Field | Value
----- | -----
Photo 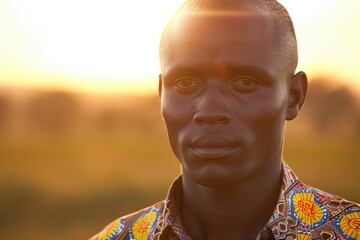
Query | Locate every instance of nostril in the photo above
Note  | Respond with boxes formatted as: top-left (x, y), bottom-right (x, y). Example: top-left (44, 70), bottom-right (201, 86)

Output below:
top-left (195, 118), bottom-right (206, 125)
top-left (194, 114), bottom-right (230, 125)
top-left (219, 117), bottom-right (229, 124)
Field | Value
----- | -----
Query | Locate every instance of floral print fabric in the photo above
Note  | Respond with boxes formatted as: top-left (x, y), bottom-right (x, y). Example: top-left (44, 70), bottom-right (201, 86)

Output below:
top-left (91, 162), bottom-right (360, 240)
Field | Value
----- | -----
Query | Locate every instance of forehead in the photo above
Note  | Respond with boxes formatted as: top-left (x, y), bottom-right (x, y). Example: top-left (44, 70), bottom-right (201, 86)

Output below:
top-left (162, 10), bottom-right (282, 76)
top-left (175, 10), bottom-right (274, 37)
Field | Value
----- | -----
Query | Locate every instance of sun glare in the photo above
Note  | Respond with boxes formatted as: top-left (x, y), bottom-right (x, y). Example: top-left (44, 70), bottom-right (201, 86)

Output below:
top-left (0, 0), bottom-right (359, 94)
top-left (0, 0), bottom-right (185, 94)
top-left (279, 0), bottom-right (360, 90)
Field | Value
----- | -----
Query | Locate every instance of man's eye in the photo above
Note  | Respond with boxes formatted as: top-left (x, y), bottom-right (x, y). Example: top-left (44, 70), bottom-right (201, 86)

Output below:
top-left (175, 77), bottom-right (200, 89)
top-left (230, 77), bottom-right (259, 90)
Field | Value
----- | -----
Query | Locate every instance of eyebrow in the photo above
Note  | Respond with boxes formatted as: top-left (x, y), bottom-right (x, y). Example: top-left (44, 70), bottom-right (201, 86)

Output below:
top-left (164, 63), bottom-right (274, 82)
top-left (220, 64), bottom-right (271, 75)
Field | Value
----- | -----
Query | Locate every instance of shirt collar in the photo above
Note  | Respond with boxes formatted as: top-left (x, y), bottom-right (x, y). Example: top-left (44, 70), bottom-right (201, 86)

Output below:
top-left (162, 175), bottom-right (183, 226)
top-left (257, 161), bottom-right (300, 239)
top-left (160, 161), bottom-right (300, 239)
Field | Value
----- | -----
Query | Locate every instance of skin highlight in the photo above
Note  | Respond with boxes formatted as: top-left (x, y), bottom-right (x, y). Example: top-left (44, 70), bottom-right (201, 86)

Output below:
top-left (160, 0), bottom-right (299, 76)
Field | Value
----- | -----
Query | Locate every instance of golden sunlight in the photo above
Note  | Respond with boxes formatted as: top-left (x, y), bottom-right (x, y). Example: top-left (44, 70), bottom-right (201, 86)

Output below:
top-left (279, 0), bottom-right (360, 90)
top-left (0, 0), bottom-right (359, 94)
top-left (0, 0), bottom-right (185, 94)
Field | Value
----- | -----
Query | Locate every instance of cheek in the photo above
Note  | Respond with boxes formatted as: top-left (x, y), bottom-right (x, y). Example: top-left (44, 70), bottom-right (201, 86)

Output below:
top-left (161, 92), bottom-right (193, 130)
top-left (260, 85), bottom-right (288, 117)
top-left (241, 89), bottom-right (288, 141)
top-left (161, 91), bottom-right (194, 157)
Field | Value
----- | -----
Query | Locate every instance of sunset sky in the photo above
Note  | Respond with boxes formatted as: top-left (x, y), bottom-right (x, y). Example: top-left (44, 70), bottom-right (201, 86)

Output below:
top-left (0, 0), bottom-right (359, 95)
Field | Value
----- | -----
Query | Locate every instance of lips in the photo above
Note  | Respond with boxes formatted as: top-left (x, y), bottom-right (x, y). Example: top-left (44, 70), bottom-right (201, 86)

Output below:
top-left (189, 135), bottom-right (239, 158)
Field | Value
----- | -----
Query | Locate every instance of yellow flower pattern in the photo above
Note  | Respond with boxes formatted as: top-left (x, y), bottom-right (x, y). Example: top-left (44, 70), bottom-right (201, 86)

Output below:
top-left (96, 218), bottom-right (123, 240)
top-left (338, 211), bottom-right (360, 239)
top-left (131, 211), bottom-right (158, 240)
top-left (292, 192), bottom-right (326, 227)
top-left (297, 233), bottom-right (312, 240)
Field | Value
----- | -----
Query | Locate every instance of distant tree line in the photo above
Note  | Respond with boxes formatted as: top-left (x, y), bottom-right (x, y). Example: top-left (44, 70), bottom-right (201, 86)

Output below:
top-left (0, 79), bottom-right (359, 139)
top-left (0, 90), bottom-right (162, 138)
top-left (304, 79), bottom-right (360, 139)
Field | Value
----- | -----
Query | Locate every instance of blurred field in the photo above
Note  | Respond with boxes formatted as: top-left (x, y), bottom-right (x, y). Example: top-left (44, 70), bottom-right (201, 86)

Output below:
top-left (0, 78), bottom-right (359, 240)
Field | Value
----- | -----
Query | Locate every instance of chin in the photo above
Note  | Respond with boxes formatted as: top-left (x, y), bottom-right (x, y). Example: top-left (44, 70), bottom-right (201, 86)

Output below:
top-left (187, 168), bottom-right (248, 189)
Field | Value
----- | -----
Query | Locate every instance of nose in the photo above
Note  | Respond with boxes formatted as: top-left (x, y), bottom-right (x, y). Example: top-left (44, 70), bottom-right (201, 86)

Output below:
top-left (193, 85), bottom-right (231, 125)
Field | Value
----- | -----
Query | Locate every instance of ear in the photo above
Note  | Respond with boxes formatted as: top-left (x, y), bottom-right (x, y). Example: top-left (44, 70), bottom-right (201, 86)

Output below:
top-left (158, 74), bottom-right (164, 117)
top-left (286, 71), bottom-right (308, 120)
top-left (158, 74), bottom-right (163, 98)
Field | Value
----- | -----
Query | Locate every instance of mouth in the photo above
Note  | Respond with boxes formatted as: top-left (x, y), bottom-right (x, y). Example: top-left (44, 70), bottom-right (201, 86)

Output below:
top-left (189, 135), bottom-right (238, 159)
top-left (190, 146), bottom-right (239, 158)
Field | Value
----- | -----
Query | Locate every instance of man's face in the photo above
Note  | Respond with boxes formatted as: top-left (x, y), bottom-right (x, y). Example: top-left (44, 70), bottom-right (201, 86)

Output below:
top-left (160, 11), bottom-right (292, 187)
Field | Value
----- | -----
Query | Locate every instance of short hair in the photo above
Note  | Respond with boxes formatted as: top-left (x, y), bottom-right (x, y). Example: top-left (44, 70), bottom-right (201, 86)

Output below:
top-left (160, 0), bottom-right (298, 74)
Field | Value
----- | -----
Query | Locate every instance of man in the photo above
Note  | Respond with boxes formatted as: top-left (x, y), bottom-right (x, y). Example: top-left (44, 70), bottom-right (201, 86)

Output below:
top-left (91, 0), bottom-right (360, 239)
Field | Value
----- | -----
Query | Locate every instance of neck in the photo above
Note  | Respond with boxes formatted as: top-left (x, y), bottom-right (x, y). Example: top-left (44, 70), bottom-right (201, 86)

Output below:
top-left (180, 160), bottom-right (282, 240)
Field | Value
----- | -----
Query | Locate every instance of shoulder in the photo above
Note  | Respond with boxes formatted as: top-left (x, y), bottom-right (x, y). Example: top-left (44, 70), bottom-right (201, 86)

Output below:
top-left (286, 181), bottom-right (360, 239)
top-left (89, 200), bottom-right (166, 240)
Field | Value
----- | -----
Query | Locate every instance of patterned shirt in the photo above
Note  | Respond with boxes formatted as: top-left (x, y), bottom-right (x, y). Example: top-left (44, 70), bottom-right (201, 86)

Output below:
top-left (90, 162), bottom-right (360, 240)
